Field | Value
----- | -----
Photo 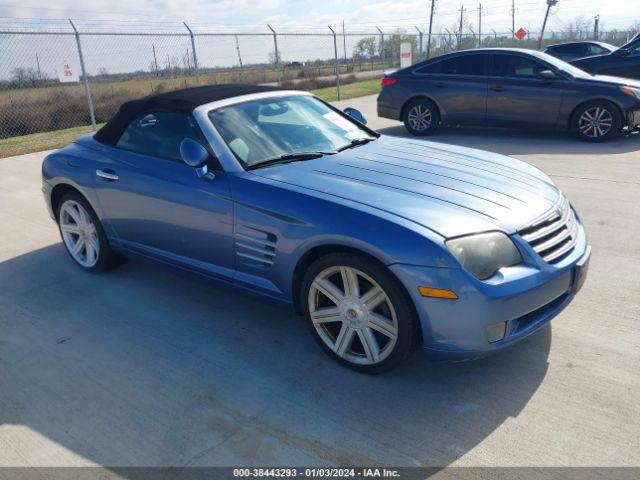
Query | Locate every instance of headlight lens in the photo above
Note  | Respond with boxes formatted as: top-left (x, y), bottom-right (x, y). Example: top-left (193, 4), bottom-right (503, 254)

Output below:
top-left (446, 232), bottom-right (522, 280)
top-left (620, 86), bottom-right (640, 99)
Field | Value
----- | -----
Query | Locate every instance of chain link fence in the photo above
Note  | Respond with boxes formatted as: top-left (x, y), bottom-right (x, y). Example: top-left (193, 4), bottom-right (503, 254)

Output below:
top-left (0, 23), bottom-right (637, 147)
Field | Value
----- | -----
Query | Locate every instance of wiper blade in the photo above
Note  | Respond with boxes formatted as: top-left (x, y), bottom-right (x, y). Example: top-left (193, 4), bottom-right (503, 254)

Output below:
top-left (337, 137), bottom-right (376, 152)
top-left (246, 151), bottom-right (335, 170)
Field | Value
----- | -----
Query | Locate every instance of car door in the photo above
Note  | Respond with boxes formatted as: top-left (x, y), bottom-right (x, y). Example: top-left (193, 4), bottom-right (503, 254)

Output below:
top-left (413, 53), bottom-right (488, 124)
top-left (600, 43), bottom-right (640, 79)
top-left (485, 53), bottom-right (566, 128)
top-left (93, 111), bottom-right (236, 279)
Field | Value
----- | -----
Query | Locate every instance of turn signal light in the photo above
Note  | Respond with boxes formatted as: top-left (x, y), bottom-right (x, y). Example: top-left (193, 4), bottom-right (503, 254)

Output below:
top-left (381, 77), bottom-right (397, 87)
top-left (418, 286), bottom-right (459, 300)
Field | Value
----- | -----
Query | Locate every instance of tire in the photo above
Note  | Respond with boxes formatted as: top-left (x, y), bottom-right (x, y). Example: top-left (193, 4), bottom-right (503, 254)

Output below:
top-left (56, 191), bottom-right (121, 273)
top-left (571, 100), bottom-right (622, 142)
top-left (301, 252), bottom-right (418, 373)
top-left (403, 98), bottom-right (440, 136)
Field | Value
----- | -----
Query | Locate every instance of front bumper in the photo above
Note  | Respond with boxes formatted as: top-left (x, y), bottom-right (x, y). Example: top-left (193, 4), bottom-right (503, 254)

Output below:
top-left (627, 108), bottom-right (640, 131)
top-left (390, 224), bottom-right (589, 360)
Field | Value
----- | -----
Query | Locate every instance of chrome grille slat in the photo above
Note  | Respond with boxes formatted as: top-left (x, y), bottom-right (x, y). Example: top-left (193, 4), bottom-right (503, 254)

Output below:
top-left (237, 251), bottom-right (275, 266)
top-left (532, 213), bottom-right (575, 253)
top-left (518, 195), bottom-right (578, 264)
top-left (521, 201), bottom-right (570, 243)
top-left (234, 226), bottom-right (277, 268)
top-left (236, 242), bottom-right (276, 257)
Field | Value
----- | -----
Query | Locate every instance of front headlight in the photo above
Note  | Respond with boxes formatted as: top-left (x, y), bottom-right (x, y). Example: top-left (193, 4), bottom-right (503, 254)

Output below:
top-left (446, 232), bottom-right (522, 280)
top-left (620, 86), bottom-right (640, 100)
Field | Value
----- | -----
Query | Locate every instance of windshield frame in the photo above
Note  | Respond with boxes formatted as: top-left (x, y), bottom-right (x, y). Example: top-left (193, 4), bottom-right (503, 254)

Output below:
top-left (196, 91), bottom-right (379, 171)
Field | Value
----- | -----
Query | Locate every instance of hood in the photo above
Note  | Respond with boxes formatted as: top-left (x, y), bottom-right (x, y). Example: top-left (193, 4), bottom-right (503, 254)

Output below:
top-left (250, 136), bottom-right (560, 238)
top-left (588, 75), bottom-right (640, 88)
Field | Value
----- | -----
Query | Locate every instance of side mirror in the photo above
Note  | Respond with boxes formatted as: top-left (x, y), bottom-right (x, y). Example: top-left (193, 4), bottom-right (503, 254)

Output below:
top-left (613, 48), bottom-right (629, 57)
top-left (538, 70), bottom-right (559, 81)
top-left (180, 138), bottom-right (214, 180)
top-left (343, 107), bottom-right (367, 125)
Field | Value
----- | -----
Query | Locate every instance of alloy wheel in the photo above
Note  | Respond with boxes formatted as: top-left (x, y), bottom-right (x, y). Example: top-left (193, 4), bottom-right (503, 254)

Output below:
top-left (59, 200), bottom-right (100, 268)
top-left (308, 266), bottom-right (399, 365)
top-left (407, 104), bottom-right (433, 131)
top-left (578, 106), bottom-right (613, 139)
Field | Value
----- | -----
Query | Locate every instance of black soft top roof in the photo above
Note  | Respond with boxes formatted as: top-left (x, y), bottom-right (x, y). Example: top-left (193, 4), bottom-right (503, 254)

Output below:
top-left (94, 84), bottom-right (282, 146)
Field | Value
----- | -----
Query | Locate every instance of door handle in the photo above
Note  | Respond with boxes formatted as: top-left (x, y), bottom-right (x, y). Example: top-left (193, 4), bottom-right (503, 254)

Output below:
top-left (435, 81), bottom-right (446, 87)
top-left (96, 169), bottom-right (119, 181)
top-left (491, 85), bottom-right (505, 92)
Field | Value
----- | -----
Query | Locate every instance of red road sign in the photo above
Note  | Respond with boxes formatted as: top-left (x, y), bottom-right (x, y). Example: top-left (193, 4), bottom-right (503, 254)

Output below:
top-left (515, 27), bottom-right (527, 40)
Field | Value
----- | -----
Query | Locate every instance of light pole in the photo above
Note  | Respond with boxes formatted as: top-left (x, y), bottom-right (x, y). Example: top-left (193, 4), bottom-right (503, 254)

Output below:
top-left (538, 0), bottom-right (558, 50)
top-left (426, 0), bottom-right (436, 59)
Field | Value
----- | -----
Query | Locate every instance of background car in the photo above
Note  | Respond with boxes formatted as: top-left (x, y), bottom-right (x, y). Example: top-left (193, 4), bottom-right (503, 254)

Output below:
top-left (545, 41), bottom-right (616, 61)
top-left (570, 35), bottom-right (640, 79)
top-left (43, 85), bottom-right (591, 373)
top-left (377, 48), bottom-right (640, 141)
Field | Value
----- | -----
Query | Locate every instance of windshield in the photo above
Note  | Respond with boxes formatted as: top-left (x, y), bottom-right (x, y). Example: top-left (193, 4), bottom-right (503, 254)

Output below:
top-left (531, 50), bottom-right (593, 78)
top-left (208, 95), bottom-right (375, 168)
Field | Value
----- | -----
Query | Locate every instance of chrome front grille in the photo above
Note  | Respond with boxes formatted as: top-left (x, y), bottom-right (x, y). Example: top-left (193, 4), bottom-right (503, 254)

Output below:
top-left (518, 196), bottom-right (578, 263)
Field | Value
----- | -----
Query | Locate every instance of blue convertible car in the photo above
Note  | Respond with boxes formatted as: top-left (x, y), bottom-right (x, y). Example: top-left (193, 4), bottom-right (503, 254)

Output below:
top-left (42, 85), bottom-right (590, 372)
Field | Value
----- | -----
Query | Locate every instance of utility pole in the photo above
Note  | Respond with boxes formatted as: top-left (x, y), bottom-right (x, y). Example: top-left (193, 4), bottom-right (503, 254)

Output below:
top-left (593, 14), bottom-right (600, 40)
top-left (342, 20), bottom-right (347, 65)
top-left (328, 26), bottom-right (341, 100)
top-left (538, 0), bottom-right (558, 50)
top-left (152, 44), bottom-right (159, 77)
top-left (235, 35), bottom-right (243, 70)
top-left (458, 5), bottom-right (465, 48)
top-left (427, 0), bottom-right (436, 59)
top-left (478, 3), bottom-right (482, 48)
top-left (376, 26), bottom-right (385, 66)
top-left (511, 0), bottom-right (515, 37)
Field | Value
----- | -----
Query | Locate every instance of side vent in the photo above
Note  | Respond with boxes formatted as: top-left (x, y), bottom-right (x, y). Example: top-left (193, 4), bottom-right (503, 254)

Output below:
top-left (235, 226), bottom-right (277, 269)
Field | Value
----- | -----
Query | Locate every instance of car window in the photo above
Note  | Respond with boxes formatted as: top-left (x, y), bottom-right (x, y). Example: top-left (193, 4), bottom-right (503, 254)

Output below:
top-left (552, 44), bottom-right (580, 54)
top-left (415, 55), bottom-right (485, 76)
top-left (586, 44), bottom-right (606, 55)
top-left (208, 95), bottom-right (374, 168)
top-left (628, 42), bottom-right (640, 56)
top-left (491, 55), bottom-right (547, 78)
top-left (116, 112), bottom-right (205, 161)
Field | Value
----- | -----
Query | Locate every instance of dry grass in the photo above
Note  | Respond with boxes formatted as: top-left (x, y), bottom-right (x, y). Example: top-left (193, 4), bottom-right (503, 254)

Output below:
top-left (0, 78), bottom-right (381, 158)
top-left (0, 62), bottom-right (385, 139)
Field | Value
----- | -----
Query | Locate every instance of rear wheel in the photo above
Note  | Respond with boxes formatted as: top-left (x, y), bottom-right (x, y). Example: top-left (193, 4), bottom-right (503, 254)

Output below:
top-left (302, 253), bottom-right (418, 373)
top-left (57, 192), bottom-right (121, 273)
top-left (571, 101), bottom-right (622, 142)
top-left (403, 98), bottom-right (440, 136)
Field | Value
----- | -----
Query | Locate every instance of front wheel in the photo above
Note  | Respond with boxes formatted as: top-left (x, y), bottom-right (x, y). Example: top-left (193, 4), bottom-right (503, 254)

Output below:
top-left (302, 253), bottom-right (418, 373)
top-left (571, 101), bottom-right (622, 142)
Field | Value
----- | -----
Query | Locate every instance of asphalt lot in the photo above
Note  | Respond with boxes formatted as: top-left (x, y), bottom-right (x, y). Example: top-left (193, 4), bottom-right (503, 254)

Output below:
top-left (0, 94), bottom-right (639, 468)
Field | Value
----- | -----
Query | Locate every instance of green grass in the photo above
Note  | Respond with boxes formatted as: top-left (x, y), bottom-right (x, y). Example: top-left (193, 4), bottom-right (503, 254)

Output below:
top-left (312, 78), bottom-right (380, 103)
top-left (0, 78), bottom-right (381, 158)
top-left (0, 124), bottom-right (106, 158)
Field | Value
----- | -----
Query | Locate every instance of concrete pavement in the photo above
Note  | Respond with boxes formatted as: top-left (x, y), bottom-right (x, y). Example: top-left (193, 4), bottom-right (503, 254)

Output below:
top-left (0, 95), bottom-right (638, 468)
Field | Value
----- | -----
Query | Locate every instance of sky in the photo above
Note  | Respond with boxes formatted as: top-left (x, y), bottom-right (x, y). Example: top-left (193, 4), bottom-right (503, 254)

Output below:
top-left (0, 0), bottom-right (638, 81)
top-left (0, 0), bottom-right (638, 34)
